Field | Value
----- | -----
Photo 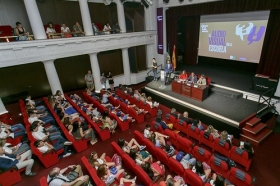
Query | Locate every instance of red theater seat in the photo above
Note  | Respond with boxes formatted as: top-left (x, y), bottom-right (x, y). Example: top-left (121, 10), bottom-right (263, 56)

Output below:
top-left (230, 146), bottom-right (252, 171)
top-left (199, 130), bottom-right (215, 151)
top-left (214, 138), bottom-right (231, 158)
top-left (184, 169), bottom-right (204, 186)
top-left (229, 167), bottom-right (253, 186)
top-left (134, 130), bottom-right (144, 145)
top-left (155, 147), bottom-right (169, 167)
top-left (209, 155), bottom-right (229, 179)
top-left (151, 121), bottom-right (165, 134)
top-left (0, 25), bottom-right (14, 42)
top-left (0, 168), bottom-right (21, 186)
top-left (128, 107), bottom-right (145, 123)
top-left (164, 129), bottom-right (179, 148)
top-left (187, 124), bottom-right (200, 141)
top-left (176, 119), bottom-right (188, 135)
top-left (192, 146), bottom-right (211, 164)
top-left (168, 157), bottom-right (185, 177)
top-left (177, 136), bottom-right (193, 154)
top-left (111, 141), bottom-right (126, 158)
top-left (39, 176), bottom-right (48, 186)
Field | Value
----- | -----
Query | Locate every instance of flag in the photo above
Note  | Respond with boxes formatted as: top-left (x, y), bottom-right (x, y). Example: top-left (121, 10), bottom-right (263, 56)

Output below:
top-left (172, 45), bottom-right (176, 70)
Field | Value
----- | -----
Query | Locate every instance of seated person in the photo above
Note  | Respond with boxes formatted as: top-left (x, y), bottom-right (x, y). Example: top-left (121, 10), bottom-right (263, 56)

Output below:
top-left (88, 151), bottom-right (115, 169)
top-left (31, 120), bottom-right (59, 135)
top-left (192, 161), bottom-right (211, 183)
top-left (149, 132), bottom-right (169, 147)
top-left (187, 72), bottom-right (198, 84)
top-left (14, 22), bottom-right (30, 41)
top-left (155, 116), bottom-right (173, 130)
top-left (28, 112), bottom-right (56, 126)
top-left (119, 177), bottom-right (137, 186)
top-left (177, 153), bottom-right (196, 169)
top-left (103, 22), bottom-right (112, 34)
top-left (197, 74), bottom-right (207, 86)
top-left (220, 131), bottom-right (233, 148)
top-left (46, 22), bottom-right (60, 39)
top-left (206, 125), bottom-right (220, 139)
top-left (134, 90), bottom-right (141, 100)
top-left (140, 93), bottom-right (147, 102)
top-left (25, 95), bottom-right (45, 110)
top-left (141, 161), bottom-right (164, 180)
top-left (102, 91), bottom-right (111, 104)
top-left (0, 121), bottom-right (26, 139)
top-left (92, 22), bottom-right (100, 35)
top-left (144, 124), bottom-right (153, 138)
top-left (112, 22), bottom-right (121, 33)
top-left (0, 138), bottom-right (30, 156)
top-left (34, 140), bottom-right (71, 158)
top-left (61, 23), bottom-right (72, 38)
top-left (179, 111), bottom-right (192, 124)
top-left (129, 148), bottom-right (153, 166)
top-left (146, 96), bottom-right (159, 108)
top-left (192, 119), bottom-right (205, 131)
top-left (179, 70), bottom-right (188, 81)
top-left (72, 22), bottom-right (84, 37)
top-left (118, 138), bottom-right (145, 154)
top-left (97, 164), bottom-right (126, 185)
top-left (209, 173), bottom-right (234, 186)
top-left (159, 174), bottom-right (185, 186)
top-left (164, 144), bottom-right (175, 157)
top-left (240, 141), bottom-right (254, 159)
top-left (170, 108), bottom-right (179, 119)
top-left (47, 164), bottom-right (89, 186)
top-left (68, 121), bottom-right (97, 145)
top-left (0, 146), bottom-right (36, 176)
top-left (126, 87), bottom-right (134, 96)
top-left (101, 110), bottom-right (117, 133)
top-left (125, 99), bottom-right (148, 114)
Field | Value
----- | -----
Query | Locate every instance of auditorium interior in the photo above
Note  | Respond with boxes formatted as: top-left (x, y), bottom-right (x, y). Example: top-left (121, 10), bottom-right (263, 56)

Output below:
top-left (0, 0), bottom-right (280, 186)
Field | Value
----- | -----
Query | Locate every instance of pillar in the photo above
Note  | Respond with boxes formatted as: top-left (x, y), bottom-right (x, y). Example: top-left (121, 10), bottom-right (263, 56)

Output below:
top-left (89, 53), bottom-right (102, 92)
top-left (116, 0), bottom-right (127, 32)
top-left (78, 0), bottom-right (94, 36)
top-left (144, 5), bottom-right (152, 31)
top-left (0, 98), bottom-right (8, 115)
top-left (122, 48), bottom-right (131, 85)
top-left (43, 60), bottom-right (63, 95)
top-left (23, 0), bottom-right (47, 40)
top-left (163, 7), bottom-right (168, 54)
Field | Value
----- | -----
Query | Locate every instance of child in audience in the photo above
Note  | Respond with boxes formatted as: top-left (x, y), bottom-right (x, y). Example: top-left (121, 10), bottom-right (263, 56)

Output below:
top-left (146, 96), bottom-right (159, 108)
top-left (97, 164), bottom-right (125, 185)
top-left (117, 138), bottom-right (145, 154)
top-left (164, 144), bottom-right (175, 157)
top-left (141, 161), bottom-right (165, 180)
top-left (220, 131), bottom-right (233, 148)
top-left (149, 132), bottom-right (169, 147)
top-left (34, 140), bottom-right (71, 158)
top-left (155, 116), bottom-right (173, 130)
top-left (68, 121), bottom-right (97, 145)
top-left (101, 110), bottom-right (117, 133)
top-left (192, 119), bottom-right (205, 131)
top-left (192, 161), bottom-right (211, 183)
top-left (88, 151), bottom-right (115, 169)
top-left (144, 124), bottom-right (153, 138)
top-left (129, 148), bottom-right (153, 166)
top-left (206, 125), bottom-right (220, 139)
top-left (159, 175), bottom-right (185, 186)
top-left (240, 141), bottom-right (254, 158)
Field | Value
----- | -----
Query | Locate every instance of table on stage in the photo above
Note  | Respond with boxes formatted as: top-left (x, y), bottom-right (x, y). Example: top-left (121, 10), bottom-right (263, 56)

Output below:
top-left (171, 80), bottom-right (209, 101)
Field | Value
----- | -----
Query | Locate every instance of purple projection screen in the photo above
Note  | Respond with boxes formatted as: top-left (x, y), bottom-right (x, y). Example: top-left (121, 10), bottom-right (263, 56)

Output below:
top-left (157, 8), bottom-right (163, 54)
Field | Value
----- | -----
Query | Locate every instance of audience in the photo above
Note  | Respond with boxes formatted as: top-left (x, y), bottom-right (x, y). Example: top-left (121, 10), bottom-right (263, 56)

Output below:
top-left (240, 141), bottom-right (254, 158)
top-left (179, 111), bottom-right (192, 124)
top-left (164, 144), bottom-right (175, 157)
top-left (46, 22), bottom-right (60, 39)
top-left (220, 131), bottom-right (233, 148)
top-left (206, 125), bottom-right (220, 139)
top-left (129, 148), bottom-right (153, 166)
top-left (192, 161), bottom-right (211, 183)
top-left (159, 174), bottom-right (185, 186)
top-left (72, 22), bottom-right (84, 36)
top-left (192, 118), bottom-right (205, 131)
top-left (97, 163), bottom-right (125, 185)
top-left (34, 140), bottom-right (71, 158)
top-left (155, 116), bottom-right (173, 130)
top-left (0, 121), bottom-right (26, 139)
top-left (149, 132), bottom-right (169, 147)
top-left (101, 110), bottom-right (117, 133)
top-left (68, 121), bottom-right (97, 145)
top-left (60, 23), bottom-right (72, 38)
top-left (103, 22), bottom-right (111, 34)
top-left (170, 108), bottom-right (179, 119)
top-left (107, 71), bottom-right (114, 91)
top-left (14, 22), bottom-right (30, 41)
top-left (100, 72), bottom-right (107, 89)
top-left (144, 124), bottom-right (153, 138)
top-left (112, 22), bottom-right (121, 33)
top-left (88, 151), bottom-right (115, 169)
top-left (141, 161), bottom-right (164, 180)
top-left (92, 22), bottom-right (100, 35)
top-left (47, 165), bottom-right (89, 186)
top-left (146, 96), bottom-right (159, 108)
top-left (117, 138), bottom-right (145, 154)
top-left (0, 138), bottom-right (30, 156)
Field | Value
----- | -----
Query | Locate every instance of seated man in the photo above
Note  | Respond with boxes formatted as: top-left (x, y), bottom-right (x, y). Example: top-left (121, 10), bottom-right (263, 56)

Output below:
top-left (197, 74), bottom-right (207, 86)
top-left (179, 70), bottom-right (188, 81)
top-left (47, 165), bottom-right (89, 186)
top-left (179, 111), bottom-right (192, 124)
top-left (170, 108), bottom-right (179, 119)
top-left (0, 146), bottom-right (36, 176)
top-left (112, 22), bottom-right (121, 33)
top-left (155, 116), bottom-right (173, 130)
top-left (0, 138), bottom-right (30, 156)
top-left (187, 72), bottom-right (197, 84)
top-left (0, 121), bottom-right (26, 139)
top-left (72, 22), bottom-right (84, 37)
top-left (34, 140), bottom-right (71, 158)
top-left (28, 112), bottom-right (56, 126)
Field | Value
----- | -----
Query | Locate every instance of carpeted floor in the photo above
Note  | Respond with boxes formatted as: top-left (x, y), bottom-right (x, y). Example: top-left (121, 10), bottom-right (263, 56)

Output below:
top-left (4, 87), bottom-right (280, 186)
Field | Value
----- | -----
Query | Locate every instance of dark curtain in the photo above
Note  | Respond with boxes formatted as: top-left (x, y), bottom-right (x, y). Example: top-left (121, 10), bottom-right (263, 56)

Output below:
top-left (166, 9), bottom-right (177, 56)
top-left (184, 16), bottom-right (200, 65)
top-left (257, 9), bottom-right (280, 79)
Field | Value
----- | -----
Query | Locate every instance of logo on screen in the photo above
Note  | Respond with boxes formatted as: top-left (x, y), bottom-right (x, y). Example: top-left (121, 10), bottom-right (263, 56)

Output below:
top-left (158, 45), bottom-right (163, 49)
top-left (201, 24), bottom-right (208, 33)
top-left (235, 23), bottom-right (266, 45)
top-left (157, 16), bottom-right (163, 21)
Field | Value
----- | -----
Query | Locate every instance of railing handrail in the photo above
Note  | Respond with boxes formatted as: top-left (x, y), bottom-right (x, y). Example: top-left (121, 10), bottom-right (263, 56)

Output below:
top-left (146, 64), bottom-right (163, 77)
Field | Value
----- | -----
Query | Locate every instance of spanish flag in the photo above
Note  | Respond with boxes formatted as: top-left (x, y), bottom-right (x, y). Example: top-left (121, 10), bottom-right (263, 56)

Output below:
top-left (172, 45), bottom-right (176, 70)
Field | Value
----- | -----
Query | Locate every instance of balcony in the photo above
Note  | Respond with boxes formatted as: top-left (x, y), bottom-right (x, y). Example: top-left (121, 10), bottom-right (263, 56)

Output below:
top-left (0, 31), bottom-right (156, 68)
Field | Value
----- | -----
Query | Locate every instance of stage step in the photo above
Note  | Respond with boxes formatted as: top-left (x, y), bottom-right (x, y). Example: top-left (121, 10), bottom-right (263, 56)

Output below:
top-left (256, 106), bottom-right (273, 118)
top-left (240, 128), bottom-right (273, 146)
top-left (246, 117), bottom-right (261, 127)
top-left (242, 123), bottom-right (267, 135)
top-left (211, 87), bottom-right (243, 99)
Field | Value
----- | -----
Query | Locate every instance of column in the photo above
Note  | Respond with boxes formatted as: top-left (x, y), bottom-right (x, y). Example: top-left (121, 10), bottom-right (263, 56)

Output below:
top-left (116, 0), bottom-right (127, 32)
top-left (146, 44), bottom-right (153, 68)
top-left (23, 0), bottom-right (47, 40)
top-left (163, 7), bottom-right (168, 54)
top-left (122, 48), bottom-right (131, 85)
top-left (43, 60), bottom-right (63, 95)
top-left (144, 5), bottom-right (152, 31)
top-left (0, 98), bottom-right (8, 115)
top-left (78, 0), bottom-right (94, 36)
top-left (89, 53), bottom-right (102, 92)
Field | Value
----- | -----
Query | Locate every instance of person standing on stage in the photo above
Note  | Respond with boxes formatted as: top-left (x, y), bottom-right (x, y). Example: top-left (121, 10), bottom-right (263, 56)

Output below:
top-left (85, 70), bottom-right (94, 91)
top-left (100, 72), bottom-right (107, 90)
top-left (151, 58), bottom-right (158, 81)
top-left (197, 74), bottom-right (207, 86)
top-left (187, 72), bottom-right (197, 84)
top-left (164, 59), bottom-right (173, 85)
top-left (107, 72), bottom-right (114, 91)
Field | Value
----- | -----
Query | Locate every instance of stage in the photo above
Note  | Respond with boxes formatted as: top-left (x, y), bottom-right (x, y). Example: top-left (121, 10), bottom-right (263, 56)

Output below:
top-left (143, 80), bottom-right (267, 136)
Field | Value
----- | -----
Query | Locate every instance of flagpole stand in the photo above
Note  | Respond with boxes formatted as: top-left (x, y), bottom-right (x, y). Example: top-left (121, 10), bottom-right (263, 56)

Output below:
top-left (159, 69), bottom-right (166, 89)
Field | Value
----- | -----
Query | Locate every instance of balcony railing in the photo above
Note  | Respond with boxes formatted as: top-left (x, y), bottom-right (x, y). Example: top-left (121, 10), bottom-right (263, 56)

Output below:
top-left (0, 31), bottom-right (156, 68)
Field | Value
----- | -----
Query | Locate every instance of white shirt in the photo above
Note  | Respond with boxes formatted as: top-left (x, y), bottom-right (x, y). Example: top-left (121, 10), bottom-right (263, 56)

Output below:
top-left (0, 128), bottom-right (14, 138)
top-left (95, 158), bottom-right (104, 169)
top-left (28, 116), bottom-right (40, 124)
top-left (47, 174), bottom-right (70, 186)
top-left (0, 154), bottom-right (15, 161)
top-left (3, 143), bottom-right (13, 154)
top-left (46, 27), bottom-right (56, 34)
top-left (144, 129), bottom-right (150, 138)
top-left (38, 145), bottom-right (49, 153)
top-left (61, 27), bottom-right (70, 33)
top-left (32, 131), bottom-right (46, 140)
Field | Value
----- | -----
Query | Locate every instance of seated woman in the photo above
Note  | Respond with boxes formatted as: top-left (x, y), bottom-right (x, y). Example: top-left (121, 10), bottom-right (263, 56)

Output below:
top-left (117, 138), bottom-right (145, 154)
top-left (159, 175), bottom-right (185, 186)
top-left (155, 116), bottom-right (173, 130)
top-left (141, 161), bottom-right (164, 180)
top-left (197, 74), bottom-right (207, 86)
top-left (146, 96), bottom-right (159, 108)
top-left (68, 121), bottom-right (98, 145)
top-left (46, 22), bottom-right (60, 39)
top-left (192, 119), bottom-right (205, 131)
top-left (149, 132), bottom-right (169, 147)
top-left (192, 161), bottom-right (211, 183)
top-left (61, 23), bottom-right (72, 38)
top-left (179, 153), bottom-right (196, 169)
top-left (97, 164), bottom-right (125, 185)
top-left (129, 148), bottom-right (153, 166)
top-left (220, 131), bottom-right (233, 148)
top-left (88, 151), bottom-right (115, 169)
top-left (240, 141), bottom-right (254, 158)
top-left (14, 22), bottom-right (31, 41)
top-left (103, 22), bottom-right (112, 34)
top-left (206, 125), bottom-right (220, 139)
top-left (134, 90), bottom-right (141, 100)
top-left (179, 70), bottom-right (188, 81)
top-left (101, 110), bottom-right (117, 133)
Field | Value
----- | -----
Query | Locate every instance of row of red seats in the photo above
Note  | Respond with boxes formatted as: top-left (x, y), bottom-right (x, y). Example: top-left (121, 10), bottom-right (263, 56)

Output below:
top-left (134, 130), bottom-right (253, 186)
top-left (164, 114), bottom-right (252, 171)
top-left (81, 92), bottom-right (131, 131)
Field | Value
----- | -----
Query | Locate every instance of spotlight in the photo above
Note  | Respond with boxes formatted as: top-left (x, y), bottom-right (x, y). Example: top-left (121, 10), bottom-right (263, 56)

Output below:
top-left (163, 0), bottom-right (170, 4)
top-left (19, 113), bottom-right (22, 116)
top-left (179, 0), bottom-right (184, 3)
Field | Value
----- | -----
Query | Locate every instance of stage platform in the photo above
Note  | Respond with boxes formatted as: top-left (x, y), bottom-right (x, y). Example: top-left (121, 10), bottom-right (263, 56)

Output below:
top-left (144, 81), bottom-right (267, 136)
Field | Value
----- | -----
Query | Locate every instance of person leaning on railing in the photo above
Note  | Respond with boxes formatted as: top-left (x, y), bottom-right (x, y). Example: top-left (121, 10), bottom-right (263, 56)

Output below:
top-left (46, 22), bottom-right (61, 39)
top-left (14, 22), bottom-right (33, 41)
